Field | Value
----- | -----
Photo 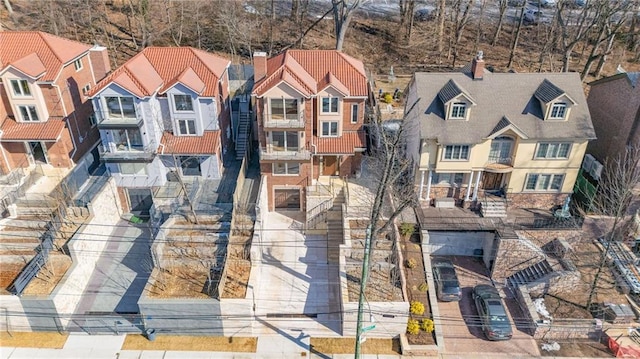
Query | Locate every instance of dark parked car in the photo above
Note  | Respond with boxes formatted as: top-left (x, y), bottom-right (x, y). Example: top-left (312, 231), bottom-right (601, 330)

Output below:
top-left (472, 285), bottom-right (513, 341)
top-left (432, 259), bottom-right (462, 301)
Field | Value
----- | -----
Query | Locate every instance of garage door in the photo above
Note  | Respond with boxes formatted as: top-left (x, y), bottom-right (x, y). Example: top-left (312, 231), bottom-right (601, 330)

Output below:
top-left (274, 189), bottom-right (300, 210)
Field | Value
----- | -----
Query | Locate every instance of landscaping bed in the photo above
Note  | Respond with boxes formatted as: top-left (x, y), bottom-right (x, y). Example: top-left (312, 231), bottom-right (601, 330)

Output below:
top-left (400, 225), bottom-right (436, 345)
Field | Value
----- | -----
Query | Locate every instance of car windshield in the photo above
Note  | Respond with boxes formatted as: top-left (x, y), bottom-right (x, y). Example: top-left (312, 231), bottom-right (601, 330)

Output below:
top-left (442, 281), bottom-right (460, 294)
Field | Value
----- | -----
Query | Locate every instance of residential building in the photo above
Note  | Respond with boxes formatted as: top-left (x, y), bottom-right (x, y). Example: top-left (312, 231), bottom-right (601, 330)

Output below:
top-left (251, 50), bottom-right (368, 211)
top-left (88, 47), bottom-right (231, 216)
top-left (0, 31), bottom-right (109, 175)
top-left (405, 52), bottom-right (596, 213)
top-left (586, 71), bottom-right (640, 164)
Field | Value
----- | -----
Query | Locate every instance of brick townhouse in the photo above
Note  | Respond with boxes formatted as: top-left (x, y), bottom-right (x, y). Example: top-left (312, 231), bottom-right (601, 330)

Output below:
top-left (0, 31), bottom-right (109, 174)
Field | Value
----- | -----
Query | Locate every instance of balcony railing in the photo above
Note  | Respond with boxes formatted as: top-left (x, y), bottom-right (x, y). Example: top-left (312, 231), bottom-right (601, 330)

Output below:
top-left (99, 143), bottom-right (156, 161)
top-left (259, 147), bottom-right (311, 160)
top-left (96, 110), bottom-right (143, 128)
top-left (263, 110), bottom-right (305, 128)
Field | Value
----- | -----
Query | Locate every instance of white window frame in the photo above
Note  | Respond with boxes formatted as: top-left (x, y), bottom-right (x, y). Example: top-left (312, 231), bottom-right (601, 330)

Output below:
top-left (270, 131), bottom-right (300, 151)
top-left (432, 173), bottom-right (465, 187)
top-left (89, 113), bottom-right (97, 127)
top-left (351, 104), bottom-right (359, 124)
top-left (177, 119), bottom-right (197, 135)
top-left (18, 105), bottom-right (39, 122)
top-left (450, 102), bottom-right (467, 120)
top-left (105, 96), bottom-right (136, 119)
top-left (82, 84), bottom-right (91, 96)
top-left (549, 102), bottom-right (567, 120)
top-left (321, 121), bottom-right (339, 137)
top-left (74, 58), bottom-right (83, 71)
top-left (442, 145), bottom-right (470, 161)
top-left (272, 162), bottom-right (300, 176)
top-left (535, 142), bottom-right (572, 159)
top-left (10, 79), bottom-right (31, 97)
top-left (524, 173), bottom-right (565, 191)
top-left (173, 94), bottom-right (194, 112)
top-left (321, 97), bottom-right (339, 114)
top-left (119, 163), bottom-right (147, 176)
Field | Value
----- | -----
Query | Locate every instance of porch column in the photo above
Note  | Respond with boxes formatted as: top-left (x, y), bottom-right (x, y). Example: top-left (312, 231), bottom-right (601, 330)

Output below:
top-left (472, 170), bottom-right (482, 200)
top-left (465, 171), bottom-right (473, 201)
top-left (425, 170), bottom-right (432, 202)
top-left (419, 170), bottom-right (425, 200)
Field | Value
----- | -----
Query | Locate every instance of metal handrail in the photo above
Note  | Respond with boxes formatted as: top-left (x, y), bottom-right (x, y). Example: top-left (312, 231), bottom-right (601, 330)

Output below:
top-left (486, 156), bottom-right (513, 166)
top-left (263, 109), bottom-right (305, 128)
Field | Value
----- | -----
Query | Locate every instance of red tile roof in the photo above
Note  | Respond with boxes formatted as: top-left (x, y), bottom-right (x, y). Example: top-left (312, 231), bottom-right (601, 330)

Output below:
top-left (0, 118), bottom-right (66, 141)
top-left (89, 47), bottom-right (230, 98)
top-left (0, 31), bottom-right (92, 81)
top-left (315, 131), bottom-right (366, 154)
top-left (253, 50), bottom-right (368, 97)
top-left (160, 130), bottom-right (220, 155)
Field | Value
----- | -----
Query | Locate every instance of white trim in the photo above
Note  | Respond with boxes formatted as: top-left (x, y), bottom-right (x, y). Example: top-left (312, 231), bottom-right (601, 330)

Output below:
top-left (419, 170), bottom-right (425, 200)
top-left (426, 170), bottom-right (432, 201)
top-left (472, 171), bottom-right (481, 200)
top-left (465, 170), bottom-right (473, 201)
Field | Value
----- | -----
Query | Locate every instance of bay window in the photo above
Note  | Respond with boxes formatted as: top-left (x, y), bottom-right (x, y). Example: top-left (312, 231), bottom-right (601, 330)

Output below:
top-left (105, 97), bottom-right (136, 119)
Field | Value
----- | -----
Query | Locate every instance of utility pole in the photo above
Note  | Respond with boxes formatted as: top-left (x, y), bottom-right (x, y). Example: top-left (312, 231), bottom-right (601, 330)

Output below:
top-left (354, 224), bottom-right (372, 357)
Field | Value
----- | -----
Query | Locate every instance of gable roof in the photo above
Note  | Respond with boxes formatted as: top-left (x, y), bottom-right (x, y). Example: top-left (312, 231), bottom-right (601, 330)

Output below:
top-left (253, 50), bottom-right (367, 97)
top-left (88, 47), bottom-right (230, 98)
top-left (0, 31), bottom-right (92, 82)
top-left (487, 116), bottom-right (529, 139)
top-left (409, 70), bottom-right (595, 144)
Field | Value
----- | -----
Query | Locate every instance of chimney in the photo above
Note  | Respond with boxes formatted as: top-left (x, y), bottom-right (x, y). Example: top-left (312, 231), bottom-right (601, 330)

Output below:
top-left (253, 52), bottom-right (268, 82)
top-left (89, 45), bottom-right (111, 82)
top-left (471, 51), bottom-right (485, 80)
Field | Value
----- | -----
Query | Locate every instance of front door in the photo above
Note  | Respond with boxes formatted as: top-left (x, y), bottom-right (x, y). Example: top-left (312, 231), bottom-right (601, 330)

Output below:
top-left (26, 141), bottom-right (48, 164)
top-left (323, 156), bottom-right (338, 176)
top-left (127, 188), bottom-right (153, 218)
top-left (483, 172), bottom-right (503, 191)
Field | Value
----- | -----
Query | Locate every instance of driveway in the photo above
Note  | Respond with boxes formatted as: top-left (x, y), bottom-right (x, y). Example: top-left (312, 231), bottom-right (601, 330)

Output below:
top-left (253, 212), bottom-right (341, 337)
top-left (435, 256), bottom-right (540, 356)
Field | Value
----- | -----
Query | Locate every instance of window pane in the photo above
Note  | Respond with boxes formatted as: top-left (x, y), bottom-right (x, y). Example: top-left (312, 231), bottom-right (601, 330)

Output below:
top-left (272, 132), bottom-right (285, 150)
top-left (179, 120), bottom-right (187, 135)
top-left (28, 106), bottom-right (38, 121)
top-left (548, 143), bottom-right (559, 157)
top-left (187, 120), bottom-right (196, 134)
top-left (286, 132), bottom-right (298, 151)
top-left (19, 106), bottom-right (29, 121)
top-left (526, 174), bottom-right (537, 190)
top-left (536, 143), bottom-right (548, 158)
top-left (330, 122), bottom-right (338, 135)
top-left (174, 95), bottom-right (193, 111)
top-left (11, 80), bottom-right (21, 95)
top-left (322, 98), bottom-right (330, 112)
top-left (454, 173), bottom-right (464, 184)
top-left (351, 104), bottom-right (358, 123)
top-left (21, 80), bottom-right (31, 96)
top-left (452, 146), bottom-right (461, 159)
top-left (537, 174), bottom-right (551, 190)
top-left (285, 99), bottom-right (298, 118)
top-left (330, 98), bottom-right (338, 112)
top-left (128, 129), bottom-right (143, 148)
top-left (558, 143), bottom-right (570, 158)
top-left (121, 97), bottom-right (136, 117)
top-left (274, 162), bottom-right (286, 174)
top-left (106, 97), bottom-right (122, 117)
top-left (271, 99), bottom-right (284, 119)
top-left (550, 175), bottom-right (563, 190)
top-left (445, 146), bottom-right (453, 159)
top-left (288, 163), bottom-right (300, 174)
top-left (460, 146), bottom-right (469, 159)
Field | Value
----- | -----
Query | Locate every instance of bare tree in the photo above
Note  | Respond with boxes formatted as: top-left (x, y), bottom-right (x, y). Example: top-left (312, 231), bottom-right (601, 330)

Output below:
top-left (331, 0), bottom-right (368, 51)
top-left (436, 0), bottom-right (446, 60)
top-left (492, 0), bottom-right (508, 46)
top-left (397, 0), bottom-right (416, 44)
top-left (556, 1), bottom-right (608, 72)
top-left (449, 0), bottom-right (474, 68)
top-left (585, 145), bottom-right (640, 310)
top-left (474, 0), bottom-right (488, 52)
top-left (508, 3), bottom-right (526, 69)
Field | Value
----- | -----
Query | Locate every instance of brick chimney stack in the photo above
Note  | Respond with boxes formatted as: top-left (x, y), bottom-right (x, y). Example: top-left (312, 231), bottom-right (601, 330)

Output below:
top-left (471, 51), bottom-right (485, 80)
top-left (253, 52), bottom-right (268, 82)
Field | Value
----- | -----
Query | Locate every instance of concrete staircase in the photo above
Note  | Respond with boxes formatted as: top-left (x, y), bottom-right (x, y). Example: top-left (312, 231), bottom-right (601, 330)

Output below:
top-left (326, 189), bottom-right (345, 264)
top-left (507, 260), bottom-right (554, 288)
top-left (235, 111), bottom-right (251, 160)
top-left (481, 197), bottom-right (507, 218)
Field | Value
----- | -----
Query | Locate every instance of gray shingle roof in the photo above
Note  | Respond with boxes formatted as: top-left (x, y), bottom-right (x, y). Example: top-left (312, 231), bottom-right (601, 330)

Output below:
top-left (438, 79), bottom-right (463, 103)
top-left (534, 79), bottom-right (566, 103)
top-left (408, 71), bottom-right (595, 144)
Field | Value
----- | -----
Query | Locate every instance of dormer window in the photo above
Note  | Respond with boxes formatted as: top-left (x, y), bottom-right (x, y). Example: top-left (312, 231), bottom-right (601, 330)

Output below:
top-left (18, 105), bottom-right (39, 122)
top-left (550, 103), bottom-right (567, 120)
top-left (321, 97), bottom-right (339, 113)
top-left (174, 95), bottom-right (194, 112)
top-left (450, 102), bottom-right (467, 119)
top-left (10, 79), bottom-right (31, 97)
